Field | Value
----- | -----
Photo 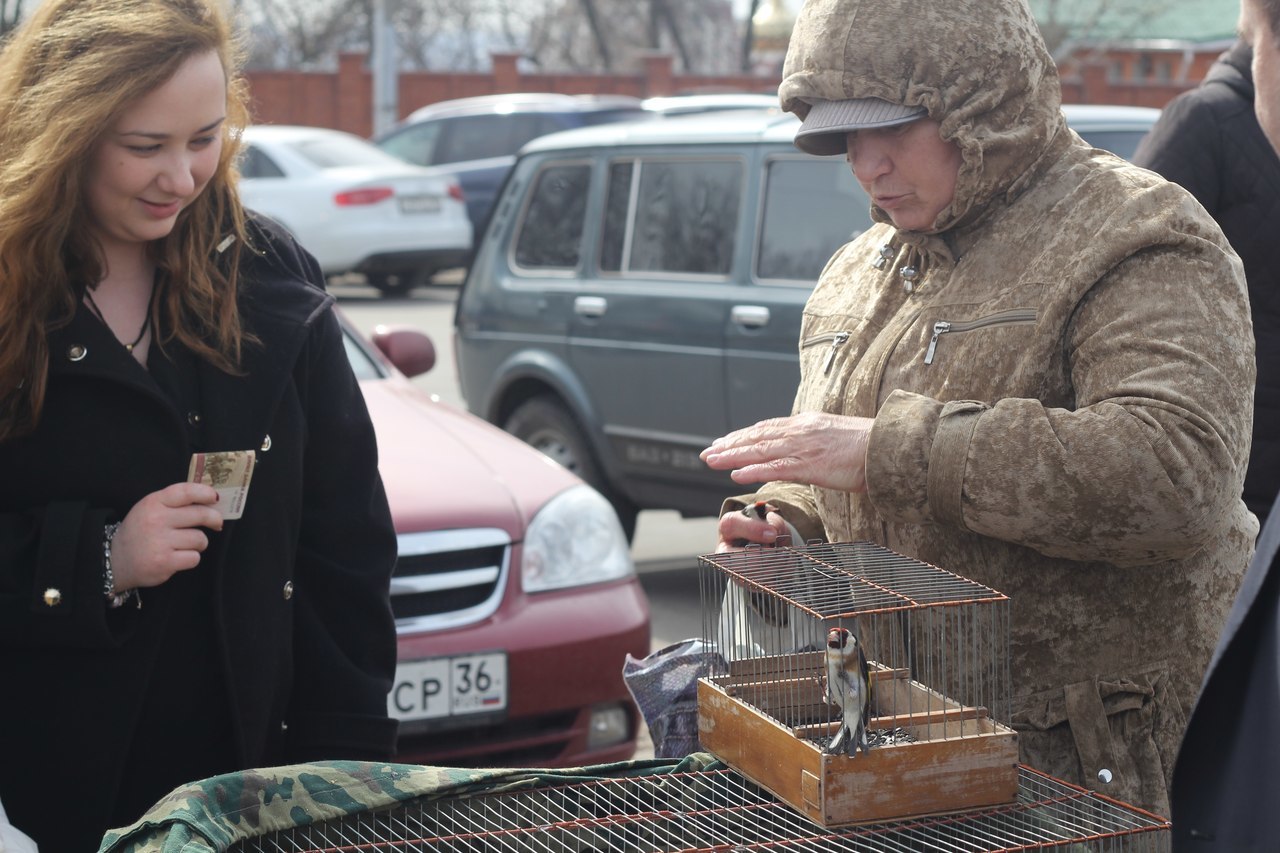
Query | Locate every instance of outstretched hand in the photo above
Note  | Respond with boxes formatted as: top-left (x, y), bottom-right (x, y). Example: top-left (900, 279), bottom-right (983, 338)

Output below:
top-left (700, 411), bottom-right (875, 493)
top-left (109, 482), bottom-right (224, 592)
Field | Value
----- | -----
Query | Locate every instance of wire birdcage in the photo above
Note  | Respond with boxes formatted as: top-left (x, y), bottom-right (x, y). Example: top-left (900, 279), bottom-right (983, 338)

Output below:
top-left (227, 764), bottom-right (1169, 852)
top-left (698, 540), bottom-right (1012, 749)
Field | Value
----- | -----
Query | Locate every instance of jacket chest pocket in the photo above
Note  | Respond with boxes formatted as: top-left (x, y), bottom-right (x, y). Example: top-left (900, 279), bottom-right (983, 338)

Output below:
top-left (923, 309), bottom-right (1038, 365)
top-left (803, 329), bottom-right (854, 376)
top-left (797, 328), bottom-right (861, 412)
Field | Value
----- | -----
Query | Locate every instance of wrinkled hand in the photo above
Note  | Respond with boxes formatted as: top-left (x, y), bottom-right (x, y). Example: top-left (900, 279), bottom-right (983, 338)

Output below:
top-left (110, 483), bottom-right (223, 591)
top-left (700, 412), bottom-right (875, 492)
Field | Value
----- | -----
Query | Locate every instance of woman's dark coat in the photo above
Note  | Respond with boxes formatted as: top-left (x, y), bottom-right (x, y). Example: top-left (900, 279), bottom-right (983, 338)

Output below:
top-left (1133, 41), bottom-right (1280, 522)
top-left (0, 224), bottom-right (398, 851)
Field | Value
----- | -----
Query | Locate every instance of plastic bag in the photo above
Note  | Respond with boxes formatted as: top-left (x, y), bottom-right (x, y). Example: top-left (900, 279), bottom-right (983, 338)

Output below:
top-left (623, 638), bottom-right (725, 759)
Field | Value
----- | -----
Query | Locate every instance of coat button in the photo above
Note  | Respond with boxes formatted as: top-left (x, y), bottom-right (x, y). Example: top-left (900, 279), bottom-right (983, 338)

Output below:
top-left (42, 588), bottom-right (62, 607)
top-left (67, 345), bottom-right (87, 362)
top-left (280, 720), bottom-right (289, 733)
top-left (187, 411), bottom-right (202, 427)
top-left (260, 434), bottom-right (272, 452)
top-left (282, 581), bottom-right (294, 600)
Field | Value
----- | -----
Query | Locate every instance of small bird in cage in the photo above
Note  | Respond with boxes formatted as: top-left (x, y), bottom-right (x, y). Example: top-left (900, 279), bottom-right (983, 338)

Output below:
top-left (825, 625), bottom-right (871, 756)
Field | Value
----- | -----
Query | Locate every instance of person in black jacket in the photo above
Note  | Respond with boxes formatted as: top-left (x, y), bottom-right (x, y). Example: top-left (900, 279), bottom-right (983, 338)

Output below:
top-left (0, 1), bottom-right (399, 850)
top-left (1168, 1), bottom-right (1280, 848)
top-left (1133, 39), bottom-right (1280, 523)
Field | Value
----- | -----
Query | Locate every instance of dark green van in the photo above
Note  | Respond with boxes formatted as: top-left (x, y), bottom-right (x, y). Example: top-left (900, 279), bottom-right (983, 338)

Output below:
top-left (454, 106), bottom-right (1157, 538)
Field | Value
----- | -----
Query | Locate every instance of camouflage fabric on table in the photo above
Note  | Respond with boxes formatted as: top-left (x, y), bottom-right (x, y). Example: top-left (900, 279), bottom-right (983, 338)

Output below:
top-left (98, 753), bottom-right (724, 853)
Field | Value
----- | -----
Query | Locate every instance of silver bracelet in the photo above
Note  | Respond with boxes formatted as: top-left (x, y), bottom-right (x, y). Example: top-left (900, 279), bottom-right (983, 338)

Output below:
top-left (102, 521), bottom-right (140, 610)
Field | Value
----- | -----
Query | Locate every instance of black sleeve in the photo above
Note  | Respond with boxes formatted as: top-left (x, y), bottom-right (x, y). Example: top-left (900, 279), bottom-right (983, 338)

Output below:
top-left (0, 503), bottom-right (138, 648)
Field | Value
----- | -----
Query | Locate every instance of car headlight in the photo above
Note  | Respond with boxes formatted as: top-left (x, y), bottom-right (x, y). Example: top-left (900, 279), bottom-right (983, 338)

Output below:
top-left (522, 485), bottom-right (635, 592)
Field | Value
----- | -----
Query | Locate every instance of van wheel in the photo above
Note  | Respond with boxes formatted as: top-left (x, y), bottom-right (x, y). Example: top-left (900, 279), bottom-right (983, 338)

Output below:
top-left (504, 396), bottom-right (639, 542)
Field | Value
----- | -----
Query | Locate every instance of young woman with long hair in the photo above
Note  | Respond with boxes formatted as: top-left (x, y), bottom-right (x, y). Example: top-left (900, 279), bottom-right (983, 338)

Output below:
top-left (0, 2), bottom-right (399, 848)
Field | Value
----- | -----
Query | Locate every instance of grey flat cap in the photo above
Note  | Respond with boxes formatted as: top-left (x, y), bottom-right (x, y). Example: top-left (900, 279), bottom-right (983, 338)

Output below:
top-left (795, 97), bottom-right (927, 155)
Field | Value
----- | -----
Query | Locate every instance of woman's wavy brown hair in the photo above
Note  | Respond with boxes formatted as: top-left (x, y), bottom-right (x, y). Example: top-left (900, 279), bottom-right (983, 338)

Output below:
top-left (0, 0), bottom-right (253, 440)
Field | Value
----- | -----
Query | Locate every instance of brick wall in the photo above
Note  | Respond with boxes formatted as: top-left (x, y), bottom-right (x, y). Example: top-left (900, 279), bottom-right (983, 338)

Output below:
top-left (243, 52), bottom-right (774, 138)
top-left (242, 46), bottom-right (1217, 138)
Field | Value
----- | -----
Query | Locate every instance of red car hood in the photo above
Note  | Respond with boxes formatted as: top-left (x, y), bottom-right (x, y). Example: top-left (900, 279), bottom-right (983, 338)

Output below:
top-left (358, 376), bottom-right (581, 538)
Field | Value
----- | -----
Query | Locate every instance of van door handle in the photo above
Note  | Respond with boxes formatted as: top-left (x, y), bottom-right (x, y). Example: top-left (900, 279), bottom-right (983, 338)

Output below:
top-left (574, 296), bottom-right (607, 318)
top-left (731, 305), bottom-right (771, 329)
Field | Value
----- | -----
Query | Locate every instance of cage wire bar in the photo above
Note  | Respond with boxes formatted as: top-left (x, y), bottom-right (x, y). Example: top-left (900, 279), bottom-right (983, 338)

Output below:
top-left (697, 541), bottom-right (1012, 750)
top-left (228, 765), bottom-right (1169, 853)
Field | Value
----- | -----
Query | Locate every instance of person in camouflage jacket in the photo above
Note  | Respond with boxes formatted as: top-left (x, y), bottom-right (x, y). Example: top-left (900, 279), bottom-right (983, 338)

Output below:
top-left (702, 0), bottom-right (1257, 816)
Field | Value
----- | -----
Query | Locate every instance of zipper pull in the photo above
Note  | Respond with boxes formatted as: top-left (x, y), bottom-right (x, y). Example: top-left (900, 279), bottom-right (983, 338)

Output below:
top-left (924, 321), bottom-right (951, 365)
top-left (823, 331), bottom-right (851, 375)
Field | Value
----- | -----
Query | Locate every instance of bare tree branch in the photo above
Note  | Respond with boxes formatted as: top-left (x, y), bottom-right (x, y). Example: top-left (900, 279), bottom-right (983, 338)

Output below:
top-left (243, 0), bottom-right (368, 68)
top-left (578, 0), bottom-right (612, 70)
top-left (740, 0), bottom-right (761, 73)
top-left (1035, 0), bottom-right (1204, 63)
top-left (652, 0), bottom-right (691, 71)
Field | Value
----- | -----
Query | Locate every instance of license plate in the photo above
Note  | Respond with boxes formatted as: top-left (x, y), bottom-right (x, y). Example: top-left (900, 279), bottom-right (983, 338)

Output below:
top-left (399, 195), bottom-right (442, 214)
top-left (388, 652), bottom-right (507, 722)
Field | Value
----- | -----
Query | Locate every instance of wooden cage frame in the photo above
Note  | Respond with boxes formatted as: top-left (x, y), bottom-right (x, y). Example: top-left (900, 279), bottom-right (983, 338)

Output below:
top-left (698, 650), bottom-right (1019, 826)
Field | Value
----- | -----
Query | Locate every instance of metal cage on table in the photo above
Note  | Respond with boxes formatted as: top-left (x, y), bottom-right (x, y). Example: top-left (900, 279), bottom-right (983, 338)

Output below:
top-left (695, 540), bottom-right (1018, 825)
top-left (226, 765), bottom-right (1170, 852)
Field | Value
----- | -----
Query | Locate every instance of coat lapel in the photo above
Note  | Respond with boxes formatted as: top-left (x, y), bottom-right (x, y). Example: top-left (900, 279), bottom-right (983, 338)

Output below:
top-left (194, 280), bottom-right (332, 451)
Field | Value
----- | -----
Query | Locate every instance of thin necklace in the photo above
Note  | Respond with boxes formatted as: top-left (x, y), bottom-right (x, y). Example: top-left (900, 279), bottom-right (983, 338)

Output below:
top-left (83, 280), bottom-right (155, 353)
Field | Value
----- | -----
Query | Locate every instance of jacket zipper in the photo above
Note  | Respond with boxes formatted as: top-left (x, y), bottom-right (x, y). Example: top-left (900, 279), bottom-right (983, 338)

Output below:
top-left (924, 309), bottom-right (1037, 365)
top-left (801, 330), bottom-right (853, 376)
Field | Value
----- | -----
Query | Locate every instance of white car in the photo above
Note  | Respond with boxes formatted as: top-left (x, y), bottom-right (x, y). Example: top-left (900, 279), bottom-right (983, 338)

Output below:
top-left (641, 92), bottom-right (781, 117)
top-left (238, 125), bottom-right (473, 296)
top-left (1059, 103), bottom-right (1162, 161)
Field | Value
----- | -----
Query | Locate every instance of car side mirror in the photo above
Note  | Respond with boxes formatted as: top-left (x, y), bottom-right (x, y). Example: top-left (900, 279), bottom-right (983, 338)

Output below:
top-left (372, 325), bottom-right (436, 378)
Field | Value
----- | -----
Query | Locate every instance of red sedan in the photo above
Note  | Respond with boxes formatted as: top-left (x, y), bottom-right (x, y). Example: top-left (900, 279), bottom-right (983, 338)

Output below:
top-left (342, 313), bottom-right (651, 767)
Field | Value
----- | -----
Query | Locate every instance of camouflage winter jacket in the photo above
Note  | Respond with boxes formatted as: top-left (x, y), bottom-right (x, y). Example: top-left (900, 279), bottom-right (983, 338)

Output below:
top-left (729, 0), bottom-right (1258, 816)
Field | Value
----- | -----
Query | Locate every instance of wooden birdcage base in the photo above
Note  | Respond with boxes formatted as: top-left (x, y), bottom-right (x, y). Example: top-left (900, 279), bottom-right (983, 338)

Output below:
top-left (697, 661), bottom-right (1019, 827)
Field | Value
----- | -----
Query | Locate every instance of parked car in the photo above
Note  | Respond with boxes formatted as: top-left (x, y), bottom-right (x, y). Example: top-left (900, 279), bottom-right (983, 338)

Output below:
top-left (373, 93), bottom-right (655, 233)
top-left (1060, 103), bottom-right (1162, 161)
top-left (641, 92), bottom-right (781, 117)
top-left (453, 105), bottom-right (1159, 539)
top-left (239, 125), bottom-right (472, 297)
top-left (339, 310), bottom-right (650, 767)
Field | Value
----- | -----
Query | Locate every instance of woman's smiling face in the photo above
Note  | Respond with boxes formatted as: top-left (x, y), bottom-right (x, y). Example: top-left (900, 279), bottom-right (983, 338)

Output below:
top-left (84, 49), bottom-right (226, 257)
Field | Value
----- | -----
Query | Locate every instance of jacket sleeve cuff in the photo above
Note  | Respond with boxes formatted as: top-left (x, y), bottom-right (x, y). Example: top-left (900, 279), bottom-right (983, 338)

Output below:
top-left (16, 502), bottom-right (129, 648)
top-left (720, 484), bottom-right (826, 544)
top-left (867, 390), bottom-right (986, 528)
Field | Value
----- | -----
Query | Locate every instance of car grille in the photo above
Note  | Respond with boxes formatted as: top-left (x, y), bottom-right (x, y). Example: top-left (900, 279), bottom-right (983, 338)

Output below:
top-left (390, 528), bottom-right (511, 633)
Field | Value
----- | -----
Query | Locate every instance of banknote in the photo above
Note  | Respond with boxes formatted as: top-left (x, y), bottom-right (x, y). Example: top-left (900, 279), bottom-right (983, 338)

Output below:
top-left (187, 450), bottom-right (256, 520)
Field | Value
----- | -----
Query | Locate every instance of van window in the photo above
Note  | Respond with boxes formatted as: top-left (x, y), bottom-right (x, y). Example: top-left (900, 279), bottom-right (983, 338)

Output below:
top-left (513, 163), bottom-right (592, 269)
top-left (758, 158), bottom-right (871, 281)
top-left (600, 159), bottom-right (741, 275)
